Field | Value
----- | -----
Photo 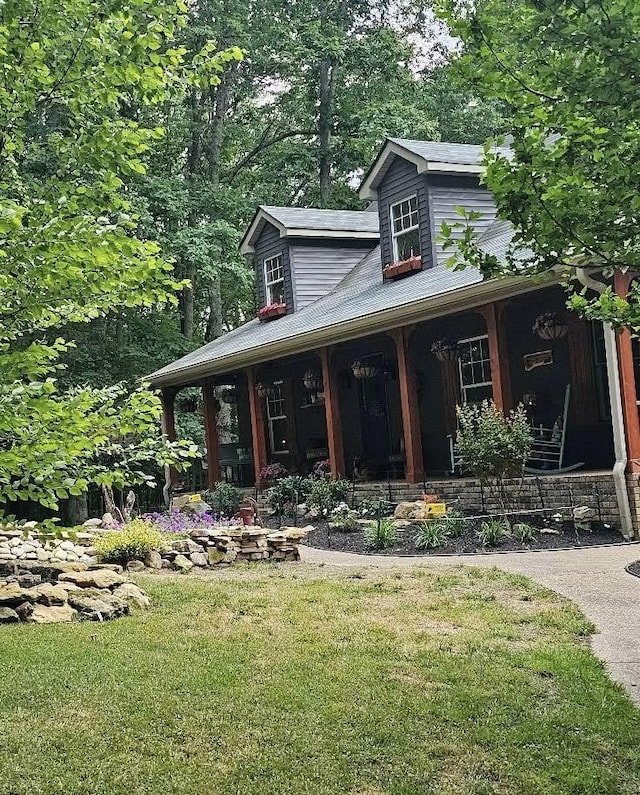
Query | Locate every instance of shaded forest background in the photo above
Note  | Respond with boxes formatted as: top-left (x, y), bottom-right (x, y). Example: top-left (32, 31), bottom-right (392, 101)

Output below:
top-left (58, 0), bottom-right (503, 394)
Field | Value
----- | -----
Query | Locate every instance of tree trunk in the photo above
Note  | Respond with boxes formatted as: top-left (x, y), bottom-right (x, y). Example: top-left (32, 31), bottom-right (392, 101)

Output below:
top-left (181, 265), bottom-right (196, 339)
top-left (208, 65), bottom-right (237, 186)
top-left (205, 278), bottom-right (223, 341)
top-left (67, 494), bottom-right (88, 525)
top-left (318, 57), bottom-right (335, 206)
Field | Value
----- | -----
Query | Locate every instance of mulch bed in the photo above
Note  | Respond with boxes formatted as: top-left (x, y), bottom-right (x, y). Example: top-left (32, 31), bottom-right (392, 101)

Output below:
top-left (264, 516), bottom-right (626, 556)
top-left (625, 561), bottom-right (640, 578)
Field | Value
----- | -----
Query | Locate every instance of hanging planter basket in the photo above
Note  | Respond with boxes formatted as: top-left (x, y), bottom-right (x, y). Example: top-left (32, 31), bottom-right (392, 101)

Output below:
top-left (533, 312), bottom-right (568, 340)
top-left (431, 338), bottom-right (460, 362)
top-left (256, 381), bottom-right (276, 399)
top-left (303, 369), bottom-right (323, 392)
top-left (351, 359), bottom-right (379, 379)
top-left (219, 386), bottom-right (238, 404)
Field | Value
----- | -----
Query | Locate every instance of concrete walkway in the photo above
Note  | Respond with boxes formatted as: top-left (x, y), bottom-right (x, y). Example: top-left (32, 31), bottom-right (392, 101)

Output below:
top-left (301, 542), bottom-right (640, 704)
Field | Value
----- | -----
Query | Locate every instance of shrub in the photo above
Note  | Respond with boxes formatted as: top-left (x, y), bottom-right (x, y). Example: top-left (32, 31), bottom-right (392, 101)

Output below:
top-left (512, 522), bottom-right (537, 543)
top-left (476, 519), bottom-right (511, 547)
top-left (443, 508), bottom-right (467, 538)
top-left (267, 475), bottom-right (312, 515)
top-left (358, 498), bottom-right (393, 518)
top-left (203, 482), bottom-right (241, 517)
top-left (329, 503), bottom-right (359, 532)
top-left (364, 518), bottom-right (398, 550)
top-left (259, 463), bottom-right (287, 482)
top-left (95, 519), bottom-right (167, 564)
top-left (308, 477), bottom-right (350, 515)
top-left (456, 400), bottom-right (533, 512)
top-left (414, 520), bottom-right (449, 549)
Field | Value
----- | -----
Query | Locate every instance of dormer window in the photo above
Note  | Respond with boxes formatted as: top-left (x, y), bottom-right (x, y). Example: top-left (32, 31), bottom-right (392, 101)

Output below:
top-left (264, 254), bottom-right (285, 305)
top-left (391, 196), bottom-right (420, 261)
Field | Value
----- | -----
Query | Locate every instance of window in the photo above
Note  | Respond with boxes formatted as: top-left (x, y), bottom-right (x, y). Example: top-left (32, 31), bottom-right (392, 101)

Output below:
top-left (458, 335), bottom-right (493, 403)
top-left (390, 195), bottom-right (420, 261)
top-left (263, 254), bottom-right (285, 305)
top-left (266, 382), bottom-right (288, 454)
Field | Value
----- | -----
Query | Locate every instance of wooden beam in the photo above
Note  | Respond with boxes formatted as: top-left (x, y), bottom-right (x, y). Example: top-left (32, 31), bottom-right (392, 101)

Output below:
top-left (202, 379), bottom-right (220, 490)
top-left (246, 366), bottom-right (268, 487)
top-left (614, 272), bottom-right (640, 472)
top-left (478, 302), bottom-right (511, 413)
top-left (391, 327), bottom-right (424, 484)
top-left (320, 347), bottom-right (345, 478)
top-left (160, 387), bottom-right (179, 487)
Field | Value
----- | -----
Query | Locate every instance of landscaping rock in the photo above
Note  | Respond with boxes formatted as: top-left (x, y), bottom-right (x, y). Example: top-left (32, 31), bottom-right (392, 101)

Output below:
top-left (83, 518), bottom-right (103, 528)
top-left (126, 560), bottom-right (146, 573)
top-left (59, 569), bottom-right (126, 589)
top-left (0, 583), bottom-right (37, 606)
top-left (207, 548), bottom-right (225, 564)
top-left (88, 563), bottom-right (123, 573)
top-left (113, 583), bottom-right (151, 610)
top-left (394, 501), bottom-right (425, 520)
top-left (32, 583), bottom-right (69, 606)
top-left (173, 554), bottom-right (193, 572)
top-left (0, 606), bottom-right (20, 623)
top-left (146, 550), bottom-right (163, 570)
top-left (29, 604), bottom-right (77, 624)
top-left (67, 589), bottom-right (129, 621)
top-left (189, 552), bottom-right (209, 567)
top-left (15, 602), bottom-right (34, 621)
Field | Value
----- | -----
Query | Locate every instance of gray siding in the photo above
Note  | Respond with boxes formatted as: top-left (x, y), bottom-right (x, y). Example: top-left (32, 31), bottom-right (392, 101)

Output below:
top-left (427, 176), bottom-right (497, 266)
top-left (377, 156), bottom-right (432, 268)
top-left (289, 243), bottom-right (375, 309)
top-left (253, 222), bottom-right (294, 311)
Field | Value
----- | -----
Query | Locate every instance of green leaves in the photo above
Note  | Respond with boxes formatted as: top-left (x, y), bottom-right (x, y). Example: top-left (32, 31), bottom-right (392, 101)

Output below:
top-left (441, 0), bottom-right (640, 326)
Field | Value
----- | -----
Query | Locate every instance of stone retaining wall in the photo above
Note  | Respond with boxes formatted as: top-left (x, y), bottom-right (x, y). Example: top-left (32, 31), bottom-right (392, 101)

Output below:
top-left (351, 472), bottom-right (623, 530)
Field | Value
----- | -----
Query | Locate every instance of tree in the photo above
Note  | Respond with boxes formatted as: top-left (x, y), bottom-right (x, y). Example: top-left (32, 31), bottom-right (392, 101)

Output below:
top-left (0, 0), bottom-right (239, 510)
top-left (440, 0), bottom-right (640, 329)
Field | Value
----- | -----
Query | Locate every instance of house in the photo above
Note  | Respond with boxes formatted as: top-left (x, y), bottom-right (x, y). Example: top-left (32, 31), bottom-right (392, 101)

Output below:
top-left (149, 138), bottom-right (640, 537)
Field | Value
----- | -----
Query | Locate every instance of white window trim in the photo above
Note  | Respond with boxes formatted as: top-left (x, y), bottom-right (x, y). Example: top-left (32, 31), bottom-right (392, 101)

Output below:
top-left (263, 254), bottom-right (285, 305)
top-left (390, 194), bottom-right (420, 261)
top-left (266, 381), bottom-right (288, 454)
top-left (458, 334), bottom-right (493, 404)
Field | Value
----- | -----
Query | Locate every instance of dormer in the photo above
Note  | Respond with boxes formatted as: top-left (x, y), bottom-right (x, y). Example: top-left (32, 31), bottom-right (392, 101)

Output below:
top-left (359, 139), bottom-right (506, 279)
top-left (240, 206), bottom-right (379, 318)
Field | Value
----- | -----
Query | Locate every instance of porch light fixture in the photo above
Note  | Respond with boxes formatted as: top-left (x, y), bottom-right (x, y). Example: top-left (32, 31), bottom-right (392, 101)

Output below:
top-left (255, 381), bottom-right (276, 399)
top-left (302, 369), bottom-right (323, 392)
top-left (533, 312), bottom-right (568, 340)
top-left (431, 338), bottom-right (460, 362)
top-left (351, 359), bottom-right (379, 379)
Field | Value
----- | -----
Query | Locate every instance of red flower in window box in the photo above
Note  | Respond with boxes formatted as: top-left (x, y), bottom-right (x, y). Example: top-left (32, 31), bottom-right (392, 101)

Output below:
top-left (258, 302), bottom-right (287, 321)
top-left (383, 254), bottom-right (422, 280)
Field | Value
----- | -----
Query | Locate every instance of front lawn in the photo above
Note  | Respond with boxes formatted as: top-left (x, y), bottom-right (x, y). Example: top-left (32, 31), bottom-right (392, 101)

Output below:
top-left (1, 565), bottom-right (639, 794)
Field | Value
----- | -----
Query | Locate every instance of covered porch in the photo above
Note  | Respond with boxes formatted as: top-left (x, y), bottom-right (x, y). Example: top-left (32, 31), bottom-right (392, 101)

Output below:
top-left (161, 281), bottom-right (640, 501)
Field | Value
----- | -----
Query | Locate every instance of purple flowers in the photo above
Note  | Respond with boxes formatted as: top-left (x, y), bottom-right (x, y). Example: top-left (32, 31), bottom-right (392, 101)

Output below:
top-left (142, 510), bottom-right (231, 534)
top-left (259, 463), bottom-right (287, 482)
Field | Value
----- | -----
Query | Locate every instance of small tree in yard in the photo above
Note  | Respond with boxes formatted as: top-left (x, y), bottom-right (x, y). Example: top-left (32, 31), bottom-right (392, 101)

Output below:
top-left (456, 401), bottom-right (533, 516)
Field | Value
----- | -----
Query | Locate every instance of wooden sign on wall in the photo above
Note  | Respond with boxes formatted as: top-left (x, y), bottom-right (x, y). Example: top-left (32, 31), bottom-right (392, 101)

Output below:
top-left (523, 350), bottom-right (553, 371)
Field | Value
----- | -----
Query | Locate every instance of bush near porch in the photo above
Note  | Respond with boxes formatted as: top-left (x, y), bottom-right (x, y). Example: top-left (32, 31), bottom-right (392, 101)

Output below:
top-left (1, 566), bottom-right (639, 794)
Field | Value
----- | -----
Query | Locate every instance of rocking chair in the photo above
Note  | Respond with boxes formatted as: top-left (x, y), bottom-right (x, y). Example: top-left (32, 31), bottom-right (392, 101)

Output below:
top-left (523, 384), bottom-right (584, 474)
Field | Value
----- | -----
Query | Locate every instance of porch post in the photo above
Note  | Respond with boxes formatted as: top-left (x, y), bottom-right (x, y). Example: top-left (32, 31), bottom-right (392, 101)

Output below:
top-left (391, 327), bottom-right (424, 484)
top-left (202, 379), bottom-right (220, 489)
top-left (160, 387), bottom-right (179, 495)
top-left (479, 302), bottom-right (511, 413)
top-left (320, 347), bottom-right (345, 478)
top-left (246, 366), bottom-right (268, 487)
top-left (614, 271), bottom-right (640, 471)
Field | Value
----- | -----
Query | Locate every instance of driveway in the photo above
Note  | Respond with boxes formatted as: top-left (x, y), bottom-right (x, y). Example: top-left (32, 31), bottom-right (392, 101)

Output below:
top-left (301, 542), bottom-right (640, 704)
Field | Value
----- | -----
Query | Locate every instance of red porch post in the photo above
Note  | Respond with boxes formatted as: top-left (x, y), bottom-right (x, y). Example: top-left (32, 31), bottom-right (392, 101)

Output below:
top-left (478, 302), bottom-right (511, 413)
top-left (246, 366), bottom-right (268, 487)
top-left (390, 327), bottom-right (424, 484)
top-left (160, 387), bottom-right (179, 487)
top-left (614, 271), bottom-right (640, 472)
top-left (319, 346), bottom-right (345, 478)
top-left (202, 379), bottom-right (220, 489)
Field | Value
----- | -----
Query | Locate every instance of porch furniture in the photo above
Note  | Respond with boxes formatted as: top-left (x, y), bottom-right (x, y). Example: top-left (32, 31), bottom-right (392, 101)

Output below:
top-left (448, 384), bottom-right (583, 476)
top-left (524, 384), bottom-right (584, 474)
top-left (218, 444), bottom-right (253, 485)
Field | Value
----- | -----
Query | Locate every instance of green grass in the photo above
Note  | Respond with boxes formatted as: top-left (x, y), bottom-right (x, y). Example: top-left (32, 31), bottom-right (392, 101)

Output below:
top-left (1, 564), bottom-right (639, 794)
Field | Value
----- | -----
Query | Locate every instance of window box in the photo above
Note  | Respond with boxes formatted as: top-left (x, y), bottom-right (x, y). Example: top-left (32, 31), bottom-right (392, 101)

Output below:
top-left (383, 254), bottom-right (422, 280)
top-left (258, 302), bottom-right (287, 321)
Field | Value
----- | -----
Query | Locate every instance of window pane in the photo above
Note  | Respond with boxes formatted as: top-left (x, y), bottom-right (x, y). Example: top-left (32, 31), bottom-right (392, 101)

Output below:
top-left (396, 228), bottom-right (420, 260)
top-left (271, 418), bottom-right (288, 453)
top-left (464, 385), bottom-right (493, 404)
